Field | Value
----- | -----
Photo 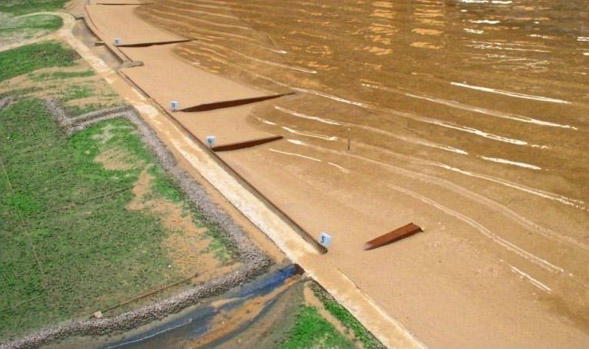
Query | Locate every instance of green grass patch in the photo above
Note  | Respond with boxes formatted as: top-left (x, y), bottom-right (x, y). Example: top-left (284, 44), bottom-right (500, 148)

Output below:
top-left (62, 85), bottom-right (94, 101)
top-left (30, 70), bottom-right (95, 81)
top-left (0, 0), bottom-right (69, 15)
top-left (310, 283), bottom-right (382, 348)
top-left (0, 41), bottom-right (78, 82)
top-left (203, 229), bottom-right (234, 265)
top-left (0, 37), bottom-right (236, 339)
top-left (148, 165), bottom-right (182, 203)
top-left (0, 13), bottom-right (63, 49)
top-left (0, 86), bottom-right (42, 99)
top-left (0, 99), bottom-right (173, 338)
top-left (1, 14), bottom-right (62, 34)
top-left (64, 103), bottom-right (109, 116)
top-left (0, 99), bottom-right (235, 338)
top-left (143, 156), bottom-right (236, 264)
top-left (281, 305), bottom-right (354, 349)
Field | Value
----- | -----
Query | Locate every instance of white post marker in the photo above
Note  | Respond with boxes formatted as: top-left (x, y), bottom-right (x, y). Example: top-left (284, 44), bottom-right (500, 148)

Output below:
top-left (319, 232), bottom-right (332, 248)
top-left (206, 135), bottom-right (216, 148)
top-left (113, 38), bottom-right (122, 46)
top-left (170, 100), bottom-right (179, 111)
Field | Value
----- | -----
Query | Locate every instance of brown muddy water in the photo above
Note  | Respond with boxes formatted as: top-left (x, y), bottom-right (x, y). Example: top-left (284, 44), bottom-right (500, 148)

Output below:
top-left (136, 0), bottom-right (589, 345)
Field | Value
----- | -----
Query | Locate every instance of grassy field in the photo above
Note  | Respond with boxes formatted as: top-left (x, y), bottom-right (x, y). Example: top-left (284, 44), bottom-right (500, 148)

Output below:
top-left (0, 13), bottom-right (63, 44)
top-left (1, 100), bottom-right (171, 336)
top-left (0, 42), bottom-right (78, 82)
top-left (0, 0), bottom-right (66, 47)
top-left (0, 99), bottom-right (235, 338)
top-left (0, 42), bottom-right (235, 339)
top-left (277, 283), bottom-right (381, 349)
top-left (310, 283), bottom-right (381, 348)
top-left (0, 0), bottom-right (69, 15)
top-left (0, 41), bottom-right (121, 113)
top-left (281, 305), bottom-right (354, 348)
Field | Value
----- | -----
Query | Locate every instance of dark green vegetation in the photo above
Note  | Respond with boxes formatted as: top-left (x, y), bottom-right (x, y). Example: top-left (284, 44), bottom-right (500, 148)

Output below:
top-left (0, 42), bottom-right (78, 82)
top-left (0, 0), bottom-right (68, 15)
top-left (0, 42), bottom-right (234, 339)
top-left (30, 70), bottom-right (95, 81)
top-left (0, 99), bottom-right (233, 338)
top-left (62, 84), bottom-right (95, 101)
top-left (0, 41), bottom-right (120, 115)
top-left (281, 305), bottom-right (354, 349)
top-left (0, 87), bottom-right (42, 100)
top-left (0, 4), bottom-right (64, 49)
top-left (311, 283), bottom-right (381, 348)
top-left (1, 14), bottom-right (62, 35)
top-left (278, 283), bottom-right (382, 349)
top-left (0, 101), bottom-right (157, 337)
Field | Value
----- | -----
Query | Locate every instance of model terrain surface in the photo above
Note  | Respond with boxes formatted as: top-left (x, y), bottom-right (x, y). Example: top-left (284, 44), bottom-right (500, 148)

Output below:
top-left (0, 1), bottom-right (384, 348)
top-left (1, 0), bottom-right (588, 348)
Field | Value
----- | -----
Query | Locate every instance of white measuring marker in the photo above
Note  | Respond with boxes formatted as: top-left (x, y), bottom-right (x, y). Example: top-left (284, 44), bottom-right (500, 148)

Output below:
top-left (319, 232), bottom-right (332, 248)
top-left (206, 135), bottom-right (216, 148)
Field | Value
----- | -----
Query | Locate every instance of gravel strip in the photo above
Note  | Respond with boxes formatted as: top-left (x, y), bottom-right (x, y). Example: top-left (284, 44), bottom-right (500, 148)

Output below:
top-left (0, 96), bottom-right (13, 111)
top-left (64, 105), bottom-right (132, 126)
top-left (44, 98), bottom-right (70, 127)
top-left (67, 111), bottom-right (129, 134)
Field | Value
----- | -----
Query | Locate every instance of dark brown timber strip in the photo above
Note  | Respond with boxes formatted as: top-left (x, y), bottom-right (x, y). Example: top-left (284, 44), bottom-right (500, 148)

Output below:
top-left (364, 223), bottom-right (423, 250)
top-left (212, 136), bottom-right (283, 152)
top-left (179, 93), bottom-right (294, 112)
top-left (114, 39), bottom-right (192, 48)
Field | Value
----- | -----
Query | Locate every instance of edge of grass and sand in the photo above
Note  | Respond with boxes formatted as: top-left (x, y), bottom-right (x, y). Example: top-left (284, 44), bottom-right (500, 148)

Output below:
top-left (0, 3), bottom-right (384, 348)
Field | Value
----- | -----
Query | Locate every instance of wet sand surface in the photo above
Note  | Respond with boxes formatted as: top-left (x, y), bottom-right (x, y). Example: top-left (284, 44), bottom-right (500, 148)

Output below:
top-left (86, 5), bottom-right (184, 45)
top-left (131, 0), bottom-right (589, 346)
top-left (114, 43), bottom-right (290, 147)
top-left (118, 45), bottom-right (277, 108)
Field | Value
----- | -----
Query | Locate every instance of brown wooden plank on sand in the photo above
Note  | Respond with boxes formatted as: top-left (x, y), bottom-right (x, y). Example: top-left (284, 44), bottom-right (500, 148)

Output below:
top-left (364, 223), bottom-right (422, 250)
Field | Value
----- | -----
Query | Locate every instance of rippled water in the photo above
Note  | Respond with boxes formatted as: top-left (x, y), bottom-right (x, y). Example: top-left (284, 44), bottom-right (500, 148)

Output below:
top-left (136, 0), bottom-right (589, 336)
top-left (138, 0), bottom-right (589, 201)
